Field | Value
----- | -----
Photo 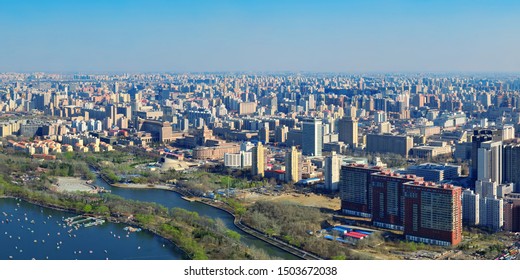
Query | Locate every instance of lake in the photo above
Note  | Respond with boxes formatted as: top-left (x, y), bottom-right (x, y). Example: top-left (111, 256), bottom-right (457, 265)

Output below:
top-left (0, 198), bottom-right (185, 260)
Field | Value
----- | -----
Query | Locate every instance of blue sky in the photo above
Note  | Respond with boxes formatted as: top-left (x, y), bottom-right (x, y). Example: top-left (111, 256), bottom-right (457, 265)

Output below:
top-left (0, 0), bottom-right (519, 73)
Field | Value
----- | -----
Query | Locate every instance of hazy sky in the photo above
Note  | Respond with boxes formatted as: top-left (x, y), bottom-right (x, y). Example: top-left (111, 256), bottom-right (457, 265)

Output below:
top-left (1, 0), bottom-right (519, 73)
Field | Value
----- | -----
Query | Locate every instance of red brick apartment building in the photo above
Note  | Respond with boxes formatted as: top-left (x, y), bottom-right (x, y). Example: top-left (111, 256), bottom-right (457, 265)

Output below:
top-left (403, 181), bottom-right (462, 246)
top-left (371, 171), bottom-right (424, 231)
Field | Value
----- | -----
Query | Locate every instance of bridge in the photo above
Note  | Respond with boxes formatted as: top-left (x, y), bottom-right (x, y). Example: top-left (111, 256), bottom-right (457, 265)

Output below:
top-left (64, 215), bottom-right (105, 227)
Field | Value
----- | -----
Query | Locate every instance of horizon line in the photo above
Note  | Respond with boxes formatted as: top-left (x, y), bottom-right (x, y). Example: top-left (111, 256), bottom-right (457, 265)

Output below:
top-left (2, 70), bottom-right (520, 76)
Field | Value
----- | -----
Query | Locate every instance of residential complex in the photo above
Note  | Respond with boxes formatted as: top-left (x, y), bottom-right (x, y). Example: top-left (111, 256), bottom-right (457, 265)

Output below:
top-left (2, 72), bottom-right (520, 249)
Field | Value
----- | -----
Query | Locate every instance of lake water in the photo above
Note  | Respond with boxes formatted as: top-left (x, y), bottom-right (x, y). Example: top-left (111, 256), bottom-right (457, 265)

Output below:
top-left (0, 174), bottom-right (298, 260)
top-left (0, 198), bottom-right (185, 260)
top-left (94, 176), bottom-right (298, 260)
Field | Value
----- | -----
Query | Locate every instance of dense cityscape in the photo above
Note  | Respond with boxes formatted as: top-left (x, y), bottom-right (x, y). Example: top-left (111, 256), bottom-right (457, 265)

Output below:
top-left (1, 72), bottom-right (520, 260)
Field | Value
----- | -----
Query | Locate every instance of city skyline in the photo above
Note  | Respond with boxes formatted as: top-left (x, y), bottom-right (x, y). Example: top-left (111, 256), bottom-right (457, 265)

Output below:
top-left (1, 0), bottom-right (520, 73)
top-left (5, 0), bottom-right (520, 272)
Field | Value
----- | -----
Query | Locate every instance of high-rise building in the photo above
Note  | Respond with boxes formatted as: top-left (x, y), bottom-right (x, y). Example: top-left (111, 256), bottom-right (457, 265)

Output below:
top-left (371, 171), bottom-right (423, 230)
top-left (324, 151), bottom-right (341, 191)
top-left (503, 144), bottom-right (520, 192)
top-left (224, 151), bottom-right (252, 169)
top-left (462, 189), bottom-right (480, 226)
top-left (374, 111), bottom-right (387, 124)
top-left (302, 118), bottom-right (323, 156)
top-left (403, 181), bottom-right (462, 246)
top-left (106, 104), bottom-right (117, 128)
top-left (259, 123), bottom-right (269, 144)
top-left (477, 140), bottom-right (503, 184)
top-left (339, 164), bottom-right (383, 217)
top-left (475, 179), bottom-right (513, 198)
top-left (475, 179), bottom-right (497, 199)
top-left (275, 125), bottom-right (288, 143)
top-left (33, 93), bottom-right (51, 111)
top-left (113, 82), bottom-right (119, 94)
top-left (471, 130), bottom-right (493, 179)
top-left (338, 117), bottom-right (358, 148)
top-left (117, 105), bottom-right (132, 120)
top-left (345, 105), bottom-right (357, 119)
top-left (479, 196), bottom-right (503, 231)
top-left (504, 193), bottom-right (520, 232)
top-left (285, 146), bottom-right (301, 183)
top-left (224, 153), bottom-right (241, 168)
top-left (251, 142), bottom-right (265, 177)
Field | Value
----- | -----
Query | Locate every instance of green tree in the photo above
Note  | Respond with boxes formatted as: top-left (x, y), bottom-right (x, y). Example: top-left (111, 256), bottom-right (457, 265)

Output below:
top-left (225, 230), bottom-right (241, 241)
top-left (94, 205), bottom-right (110, 216)
top-left (83, 204), bottom-right (93, 213)
top-left (67, 165), bottom-right (75, 177)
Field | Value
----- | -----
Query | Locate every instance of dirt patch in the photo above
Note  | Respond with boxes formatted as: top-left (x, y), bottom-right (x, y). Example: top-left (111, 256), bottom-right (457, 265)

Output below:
top-left (242, 192), bottom-right (340, 211)
top-left (54, 177), bottom-right (93, 193)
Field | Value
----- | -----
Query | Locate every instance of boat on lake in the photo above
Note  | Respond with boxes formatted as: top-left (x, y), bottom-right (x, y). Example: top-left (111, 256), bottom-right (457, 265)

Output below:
top-left (123, 226), bottom-right (142, 232)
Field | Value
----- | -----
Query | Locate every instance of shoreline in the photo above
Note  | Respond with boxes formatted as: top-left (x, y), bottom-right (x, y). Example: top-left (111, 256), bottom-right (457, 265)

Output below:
top-left (95, 172), bottom-right (314, 259)
top-left (0, 195), bottom-right (190, 260)
top-left (111, 183), bottom-right (172, 191)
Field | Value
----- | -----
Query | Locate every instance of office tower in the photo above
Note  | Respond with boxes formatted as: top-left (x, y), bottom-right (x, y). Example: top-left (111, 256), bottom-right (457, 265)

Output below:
top-left (285, 146), bottom-right (301, 183)
top-left (371, 171), bottom-right (422, 230)
top-left (338, 117), bottom-right (358, 148)
top-left (324, 151), bottom-right (340, 191)
top-left (259, 123), bottom-right (269, 144)
top-left (477, 140), bottom-right (503, 184)
top-left (275, 125), bottom-right (288, 144)
top-left (471, 130), bottom-right (493, 179)
top-left (251, 142), bottom-right (265, 177)
top-left (106, 104), bottom-right (117, 128)
top-left (366, 134), bottom-right (414, 158)
top-left (479, 196), bottom-right (503, 231)
top-left (339, 164), bottom-right (383, 217)
top-left (403, 181), bottom-right (462, 246)
top-left (504, 193), bottom-right (520, 232)
top-left (462, 189), bottom-right (480, 226)
top-left (302, 118), bottom-right (323, 156)
top-left (503, 144), bottom-right (520, 192)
